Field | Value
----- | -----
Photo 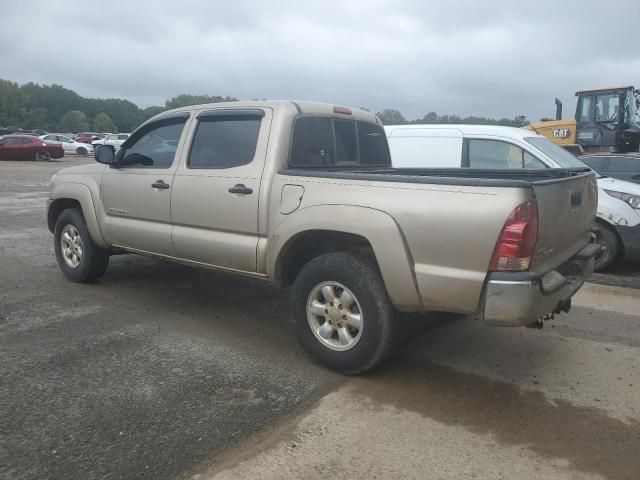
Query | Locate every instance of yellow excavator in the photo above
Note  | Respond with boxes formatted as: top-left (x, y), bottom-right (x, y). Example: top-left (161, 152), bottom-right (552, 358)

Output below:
top-left (526, 86), bottom-right (640, 154)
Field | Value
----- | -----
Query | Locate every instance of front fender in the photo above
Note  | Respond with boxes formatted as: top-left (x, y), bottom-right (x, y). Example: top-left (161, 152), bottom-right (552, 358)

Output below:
top-left (48, 182), bottom-right (107, 248)
top-left (267, 204), bottom-right (423, 312)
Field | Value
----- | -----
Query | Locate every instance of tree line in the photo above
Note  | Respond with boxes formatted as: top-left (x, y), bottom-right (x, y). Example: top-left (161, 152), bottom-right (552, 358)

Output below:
top-left (373, 109), bottom-right (529, 127)
top-left (0, 78), bottom-right (529, 134)
top-left (0, 79), bottom-right (236, 134)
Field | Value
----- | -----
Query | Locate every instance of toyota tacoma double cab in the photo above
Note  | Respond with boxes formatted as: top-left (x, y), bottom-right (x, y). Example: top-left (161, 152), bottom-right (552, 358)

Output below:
top-left (47, 101), bottom-right (598, 373)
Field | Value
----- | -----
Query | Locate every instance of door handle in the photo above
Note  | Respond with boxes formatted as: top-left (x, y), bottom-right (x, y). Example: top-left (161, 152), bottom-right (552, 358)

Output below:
top-left (151, 180), bottom-right (170, 190)
top-left (228, 184), bottom-right (253, 195)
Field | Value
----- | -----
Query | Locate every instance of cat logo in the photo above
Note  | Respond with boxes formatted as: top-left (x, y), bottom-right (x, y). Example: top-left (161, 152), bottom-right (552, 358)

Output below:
top-left (553, 128), bottom-right (572, 139)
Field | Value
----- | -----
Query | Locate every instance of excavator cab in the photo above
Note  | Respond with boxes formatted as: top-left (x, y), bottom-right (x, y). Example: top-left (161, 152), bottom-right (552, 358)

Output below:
top-left (575, 86), bottom-right (640, 153)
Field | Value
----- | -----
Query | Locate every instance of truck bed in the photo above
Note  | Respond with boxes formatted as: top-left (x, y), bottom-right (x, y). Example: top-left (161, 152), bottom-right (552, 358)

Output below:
top-left (275, 165), bottom-right (597, 313)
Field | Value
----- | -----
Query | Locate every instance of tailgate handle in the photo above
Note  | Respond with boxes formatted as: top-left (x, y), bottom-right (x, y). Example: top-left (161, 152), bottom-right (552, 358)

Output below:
top-left (571, 191), bottom-right (582, 208)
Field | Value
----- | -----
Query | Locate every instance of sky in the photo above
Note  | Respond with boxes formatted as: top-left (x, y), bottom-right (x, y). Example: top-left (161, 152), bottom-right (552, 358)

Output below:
top-left (1, 0), bottom-right (639, 121)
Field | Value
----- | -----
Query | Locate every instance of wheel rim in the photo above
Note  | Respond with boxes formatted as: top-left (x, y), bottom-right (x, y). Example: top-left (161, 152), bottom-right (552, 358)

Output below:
top-left (306, 281), bottom-right (363, 351)
top-left (60, 224), bottom-right (83, 268)
top-left (36, 150), bottom-right (51, 161)
top-left (77, 147), bottom-right (87, 155)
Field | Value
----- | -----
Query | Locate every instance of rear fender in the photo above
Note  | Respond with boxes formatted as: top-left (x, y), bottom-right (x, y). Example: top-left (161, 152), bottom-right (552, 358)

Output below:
top-left (267, 205), bottom-right (422, 311)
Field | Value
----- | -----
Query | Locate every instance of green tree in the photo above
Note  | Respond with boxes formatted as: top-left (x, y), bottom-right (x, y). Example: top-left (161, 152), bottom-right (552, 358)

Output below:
top-left (93, 112), bottom-right (117, 132)
top-left (0, 79), bottom-right (24, 127)
top-left (376, 109), bottom-right (407, 125)
top-left (165, 93), bottom-right (236, 109)
top-left (58, 110), bottom-right (88, 133)
top-left (140, 105), bottom-right (166, 122)
top-left (419, 112), bottom-right (439, 123)
top-left (512, 115), bottom-right (529, 127)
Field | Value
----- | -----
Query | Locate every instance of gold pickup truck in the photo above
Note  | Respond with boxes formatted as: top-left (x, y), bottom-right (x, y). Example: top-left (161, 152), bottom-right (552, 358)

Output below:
top-left (47, 101), bottom-right (598, 373)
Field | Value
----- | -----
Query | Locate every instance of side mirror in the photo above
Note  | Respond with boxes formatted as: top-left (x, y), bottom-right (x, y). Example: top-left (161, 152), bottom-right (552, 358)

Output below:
top-left (95, 144), bottom-right (115, 165)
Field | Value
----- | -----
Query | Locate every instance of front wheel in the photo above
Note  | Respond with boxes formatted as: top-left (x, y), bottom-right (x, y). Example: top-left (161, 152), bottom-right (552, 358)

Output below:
top-left (290, 252), bottom-right (396, 374)
top-left (54, 208), bottom-right (110, 282)
top-left (35, 150), bottom-right (51, 161)
top-left (76, 146), bottom-right (88, 156)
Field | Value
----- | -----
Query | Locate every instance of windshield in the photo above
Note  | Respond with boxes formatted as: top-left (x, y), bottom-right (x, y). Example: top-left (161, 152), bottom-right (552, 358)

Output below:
top-left (525, 137), bottom-right (590, 169)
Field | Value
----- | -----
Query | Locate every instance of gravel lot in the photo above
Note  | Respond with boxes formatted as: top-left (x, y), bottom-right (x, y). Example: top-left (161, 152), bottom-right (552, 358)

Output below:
top-left (1, 157), bottom-right (639, 480)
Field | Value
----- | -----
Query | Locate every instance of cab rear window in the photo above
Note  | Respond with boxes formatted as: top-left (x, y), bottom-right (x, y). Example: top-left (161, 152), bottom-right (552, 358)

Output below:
top-left (290, 117), bottom-right (390, 167)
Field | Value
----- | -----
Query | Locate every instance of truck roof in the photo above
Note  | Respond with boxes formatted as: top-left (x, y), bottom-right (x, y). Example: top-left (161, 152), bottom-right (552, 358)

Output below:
top-left (575, 86), bottom-right (633, 95)
top-left (156, 100), bottom-right (380, 124)
top-left (384, 124), bottom-right (542, 141)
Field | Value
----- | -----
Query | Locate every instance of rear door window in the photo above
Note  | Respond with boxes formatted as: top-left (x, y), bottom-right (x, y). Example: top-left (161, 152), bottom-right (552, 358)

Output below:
top-left (608, 156), bottom-right (640, 172)
top-left (580, 156), bottom-right (608, 172)
top-left (188, 116), bottom-right (261, 169)
top-left (290, 117), bottom-right (388, 167)
top-left (468, 139), bottom-right (546, 169)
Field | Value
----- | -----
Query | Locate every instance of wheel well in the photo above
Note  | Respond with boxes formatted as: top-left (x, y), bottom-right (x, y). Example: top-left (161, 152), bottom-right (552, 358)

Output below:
top-left (276, 230), bottom-right (377, 286)
top-left (48, 198), bottom-right (81, 233)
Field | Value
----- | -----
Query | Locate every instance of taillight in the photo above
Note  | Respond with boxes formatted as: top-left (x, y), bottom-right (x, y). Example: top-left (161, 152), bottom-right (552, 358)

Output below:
top-left (489, 199), bottom-right (538, 272)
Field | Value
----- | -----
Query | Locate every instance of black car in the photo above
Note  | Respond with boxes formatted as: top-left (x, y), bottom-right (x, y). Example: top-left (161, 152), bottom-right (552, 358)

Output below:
top-left (579, 154), bottom-right (640, 185)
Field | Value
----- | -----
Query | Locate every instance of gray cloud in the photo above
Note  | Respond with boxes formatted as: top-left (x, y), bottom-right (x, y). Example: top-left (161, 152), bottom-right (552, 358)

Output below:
top-left (1, 0), bottom-right (638, 121)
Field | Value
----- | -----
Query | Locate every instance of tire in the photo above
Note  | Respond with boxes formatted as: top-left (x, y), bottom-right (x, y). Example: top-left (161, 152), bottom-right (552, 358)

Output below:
top-left (35, 150), bottom-right (51, 161)
top-left (76, 146), bottom-right (87, 156)
top-left (53, 208), bottom-right (110, 283)
top-left (593, 222), bottom-right (620, 271)
top-left (290, 252), bottom-right (396, 374)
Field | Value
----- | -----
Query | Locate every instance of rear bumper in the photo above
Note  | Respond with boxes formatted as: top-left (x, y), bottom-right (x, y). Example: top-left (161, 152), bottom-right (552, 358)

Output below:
top-left (615, 224), bottom-right (640, 262)
top-left (482, 243), bottom-right (598, 327)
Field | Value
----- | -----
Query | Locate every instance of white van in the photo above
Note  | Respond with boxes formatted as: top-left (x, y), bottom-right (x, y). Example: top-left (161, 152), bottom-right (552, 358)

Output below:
top-left (385, 124), bottom-right (640, 270)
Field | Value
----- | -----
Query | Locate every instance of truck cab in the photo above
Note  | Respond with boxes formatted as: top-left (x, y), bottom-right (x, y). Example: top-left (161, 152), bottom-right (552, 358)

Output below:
top-left (574, 86), bottom-right (640, 153)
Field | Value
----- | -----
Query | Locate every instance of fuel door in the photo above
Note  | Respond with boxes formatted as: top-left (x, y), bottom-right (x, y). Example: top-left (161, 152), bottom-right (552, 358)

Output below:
top-left (280, 184), bottom-right (305, 214)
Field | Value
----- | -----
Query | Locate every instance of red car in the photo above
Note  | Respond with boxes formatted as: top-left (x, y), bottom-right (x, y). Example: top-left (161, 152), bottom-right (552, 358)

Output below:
top-left (0, 135), bottom-right (65, 161)
top-left (74, 132), bottom-right (102, 144)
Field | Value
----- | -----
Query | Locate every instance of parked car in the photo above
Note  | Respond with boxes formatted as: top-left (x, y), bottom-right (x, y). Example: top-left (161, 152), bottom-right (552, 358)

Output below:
top-left (0, 134), bottom-right (64, 161)
top-left (91, 133), bottom-right (129, 150)
top-left (75, 132), bottom-right (103, 144)
top-left (40, 134), bottom-right (94, 155)
top-left (385, 124), bottom-right (640, 270)
top-left (579, 154), bottom-right (640, 185)
top-left (47, 101), bottom-right (597, 374)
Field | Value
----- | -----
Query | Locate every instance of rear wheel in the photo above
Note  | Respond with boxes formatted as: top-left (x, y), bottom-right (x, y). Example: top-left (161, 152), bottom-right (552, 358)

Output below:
top-left (593, 222), bottom-right (620, 271)
top-left (290, 252), bottom-right (396, 374)
top-left (35, 150), bottom-right (51, 161)
top-left (76, 146), bottom-right (88, 156)
top-left (54, 208), bottom-right (109, 282)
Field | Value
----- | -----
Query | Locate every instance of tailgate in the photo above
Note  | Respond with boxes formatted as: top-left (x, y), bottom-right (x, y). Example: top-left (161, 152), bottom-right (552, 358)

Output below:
top-left (530, 172), bottom-right (597, 274)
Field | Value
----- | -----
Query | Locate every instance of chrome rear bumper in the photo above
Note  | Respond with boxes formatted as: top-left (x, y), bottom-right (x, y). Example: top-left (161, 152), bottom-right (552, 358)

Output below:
top-left (482, 243), bottom-right (598, 327)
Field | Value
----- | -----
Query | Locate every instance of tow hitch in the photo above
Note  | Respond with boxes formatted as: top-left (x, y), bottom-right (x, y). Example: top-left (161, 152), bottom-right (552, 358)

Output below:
top-left (526, 299), bottom-right (572, 329)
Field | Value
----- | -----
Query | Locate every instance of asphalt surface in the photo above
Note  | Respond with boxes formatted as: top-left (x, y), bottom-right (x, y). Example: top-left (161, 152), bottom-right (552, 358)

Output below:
top-left (1, 157), bottom-right (639, 480)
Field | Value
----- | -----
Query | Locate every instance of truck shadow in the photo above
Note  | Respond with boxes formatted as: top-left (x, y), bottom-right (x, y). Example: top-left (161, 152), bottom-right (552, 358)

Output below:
top-left (353, 357), bottom-right (640, 480)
